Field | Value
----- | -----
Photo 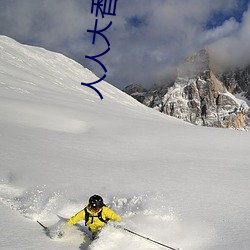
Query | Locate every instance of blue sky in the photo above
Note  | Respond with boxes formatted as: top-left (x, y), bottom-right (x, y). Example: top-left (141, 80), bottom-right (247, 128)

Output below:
top-left (0, 0), bottom-right (249, 89)
top-left (206, 0), bottom-right (249, 28)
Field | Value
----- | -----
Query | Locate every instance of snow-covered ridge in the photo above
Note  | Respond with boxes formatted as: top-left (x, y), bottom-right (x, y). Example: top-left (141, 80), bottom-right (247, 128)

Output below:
top-left (0, 35), bottom-right (152, 134)
top-left (0, 35), bottom-right (144, 106)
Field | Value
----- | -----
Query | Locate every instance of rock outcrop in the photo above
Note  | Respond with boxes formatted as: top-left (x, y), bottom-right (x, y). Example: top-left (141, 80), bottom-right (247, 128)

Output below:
top-left (124, 49), bottom-right (250, 130)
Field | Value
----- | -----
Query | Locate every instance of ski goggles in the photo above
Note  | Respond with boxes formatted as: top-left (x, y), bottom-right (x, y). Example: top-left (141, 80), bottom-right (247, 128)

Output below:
top-left (89, 205), bottom-right (101, 212)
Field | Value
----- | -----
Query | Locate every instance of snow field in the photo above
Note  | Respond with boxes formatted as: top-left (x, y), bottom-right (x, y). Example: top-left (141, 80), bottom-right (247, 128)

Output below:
top-left (0, 36), bottom-right (250, 250)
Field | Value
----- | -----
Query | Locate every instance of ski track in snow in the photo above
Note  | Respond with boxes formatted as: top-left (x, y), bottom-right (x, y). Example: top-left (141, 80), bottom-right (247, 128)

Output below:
top-left (0, 100), bottom-right (91, 134)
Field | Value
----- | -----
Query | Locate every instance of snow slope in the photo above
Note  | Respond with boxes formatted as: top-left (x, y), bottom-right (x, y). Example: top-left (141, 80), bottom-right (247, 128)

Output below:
top-left (0, 35), bottom-right (250, 250)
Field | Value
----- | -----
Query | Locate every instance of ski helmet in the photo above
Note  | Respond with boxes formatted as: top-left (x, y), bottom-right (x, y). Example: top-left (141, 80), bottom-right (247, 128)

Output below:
top-left (89, 195), bottom-right (104, 210)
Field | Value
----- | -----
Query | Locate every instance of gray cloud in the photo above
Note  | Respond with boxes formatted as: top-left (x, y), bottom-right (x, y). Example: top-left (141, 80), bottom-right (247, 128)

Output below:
top-left (209, 6), bottom-right (250, 69)
top-left (0, 0), bottom-right (249, 89)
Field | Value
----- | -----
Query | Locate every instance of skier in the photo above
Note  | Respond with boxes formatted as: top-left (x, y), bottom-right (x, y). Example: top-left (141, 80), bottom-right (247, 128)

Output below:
top-left (66, 194), bottom-right (121, 239)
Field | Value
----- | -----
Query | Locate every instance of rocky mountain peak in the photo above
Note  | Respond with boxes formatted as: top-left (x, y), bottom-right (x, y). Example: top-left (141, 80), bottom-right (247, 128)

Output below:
top-left (177, 49), bottom-right (210, 78)
top-left (123, 49), bottom-right (250, 130)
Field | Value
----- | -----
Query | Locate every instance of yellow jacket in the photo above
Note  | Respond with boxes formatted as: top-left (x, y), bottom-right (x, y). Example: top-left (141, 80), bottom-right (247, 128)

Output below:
top-left (67, 206), bottom-right (121, 233)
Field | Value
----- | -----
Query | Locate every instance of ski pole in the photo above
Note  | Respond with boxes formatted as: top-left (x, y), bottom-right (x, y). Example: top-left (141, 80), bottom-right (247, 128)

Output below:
top-left (122, 227), bottom-right (180, 250)
top-left (37, 220), bottom-right (48, 231)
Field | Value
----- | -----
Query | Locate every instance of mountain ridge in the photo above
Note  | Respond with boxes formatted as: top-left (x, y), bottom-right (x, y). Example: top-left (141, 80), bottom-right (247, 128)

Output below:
top-left (123, 49), bottom-right (250, 130)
